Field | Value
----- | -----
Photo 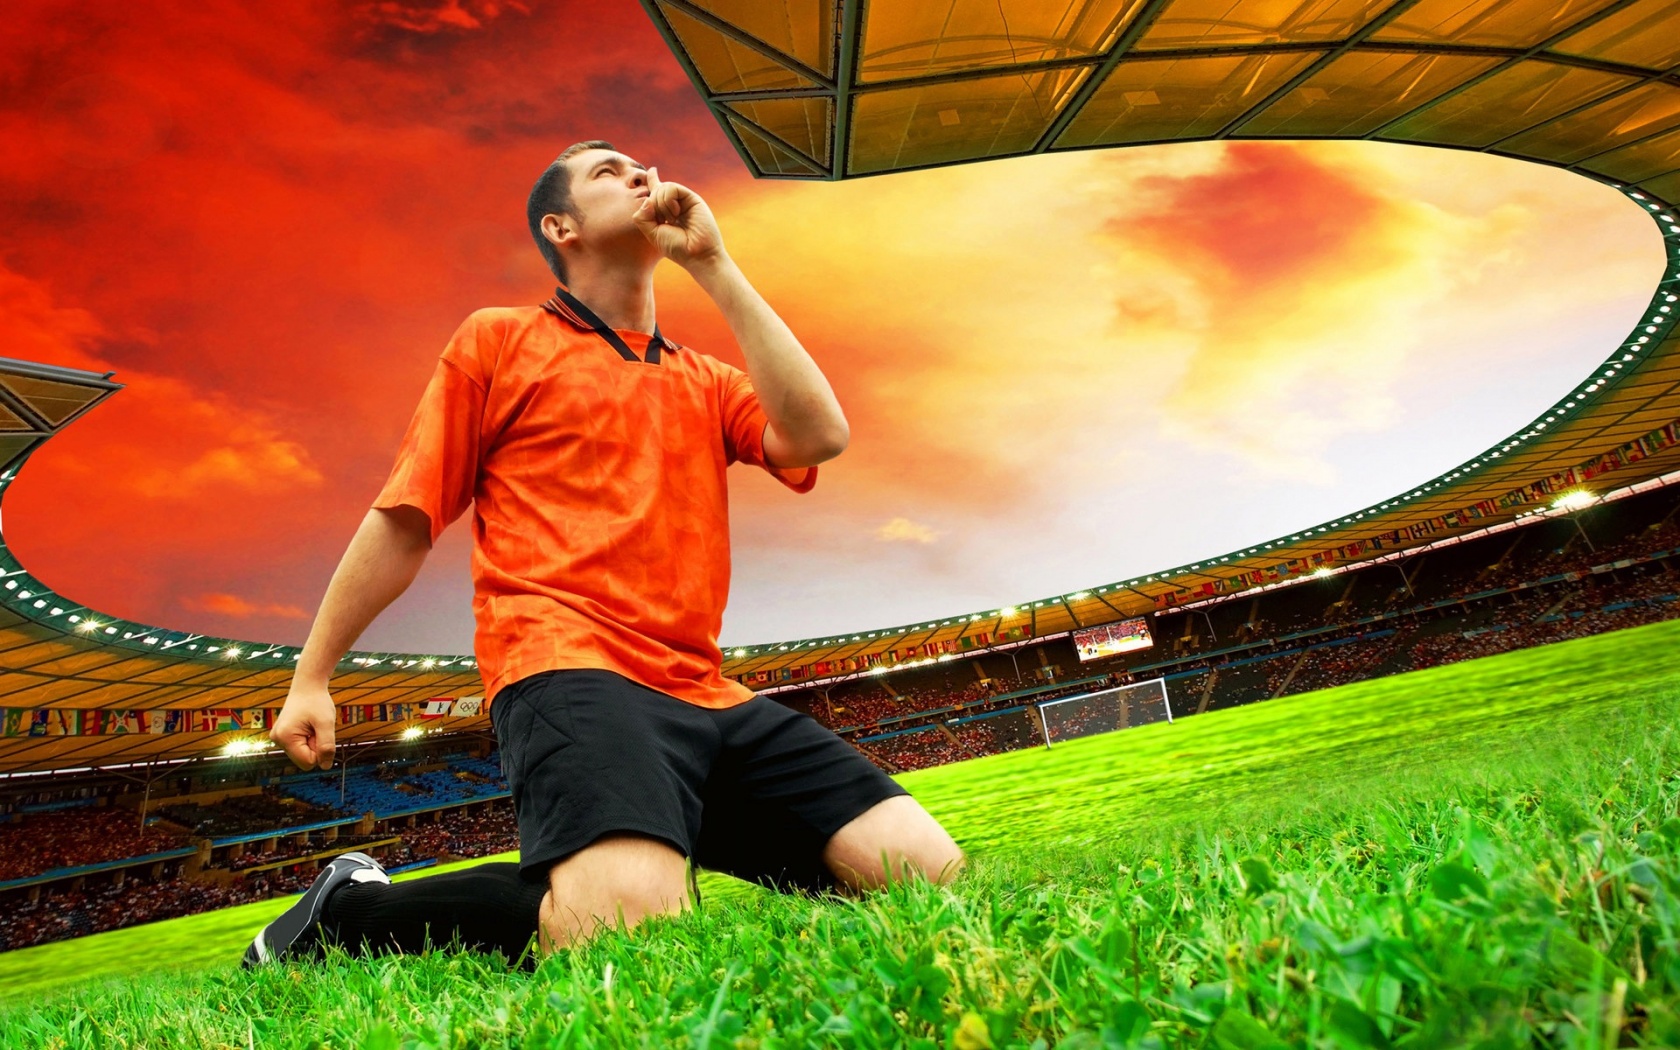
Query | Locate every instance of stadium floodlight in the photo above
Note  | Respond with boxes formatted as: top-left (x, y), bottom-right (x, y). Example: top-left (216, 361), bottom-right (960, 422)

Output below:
top-left (401, 726), bottom-right (424, 740)
top-left (223, 737), bottom-right (268, 757)
top-left (1313, 566), bottom-right (1335, 578)
top-left (732, 649), bottom-right (746, 657)
top-left (1552, 490), bottom-right (1597, 512)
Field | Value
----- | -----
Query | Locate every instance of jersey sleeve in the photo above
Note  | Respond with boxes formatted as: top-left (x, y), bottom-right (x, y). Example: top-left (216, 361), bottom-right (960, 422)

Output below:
top-left (717, 361), bottom-right (818, 494)
top-left (371, 314), bottom-right (494, 544)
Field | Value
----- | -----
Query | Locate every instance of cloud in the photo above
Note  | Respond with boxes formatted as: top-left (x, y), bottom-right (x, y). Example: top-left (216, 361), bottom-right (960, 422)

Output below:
top-left (874, 517), bottom-right (942, 544)
top-left (182, 592), bottom-right (311, 620)
top-left (1081, 142), bottom-right (1559, 483)
top-left (354, 0), bottom-right (530, 34)
top-left (0, 1), bottom-right (1661, 650)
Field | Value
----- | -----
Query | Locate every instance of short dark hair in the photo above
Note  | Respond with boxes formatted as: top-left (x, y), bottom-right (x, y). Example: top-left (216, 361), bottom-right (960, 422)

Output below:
top-left (527, 139), bottom-right (616, 283)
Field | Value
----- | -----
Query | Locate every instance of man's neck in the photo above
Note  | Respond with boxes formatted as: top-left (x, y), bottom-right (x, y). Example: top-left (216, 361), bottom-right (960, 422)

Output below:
top-left (563, 254), bottom-right (659, 336)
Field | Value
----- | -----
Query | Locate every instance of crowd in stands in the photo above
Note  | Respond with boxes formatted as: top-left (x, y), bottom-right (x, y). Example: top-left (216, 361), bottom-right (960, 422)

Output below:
top-left (0, 753), bottom-right (515, 951)
top-left (0, 808), bottom-right (185, 882)
top-left (396, 805), bottom-right (518, 861)
top-left (158, 789), bottom-right (346, 839)
top-left (0, 867), bottom-right (315, 951)
top-left (858, 730), bottom-right (971, 772)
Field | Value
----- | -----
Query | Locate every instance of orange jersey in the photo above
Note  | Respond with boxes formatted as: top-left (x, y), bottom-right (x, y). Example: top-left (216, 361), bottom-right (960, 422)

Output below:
top-left (372, 287), bottom-right (816, 710)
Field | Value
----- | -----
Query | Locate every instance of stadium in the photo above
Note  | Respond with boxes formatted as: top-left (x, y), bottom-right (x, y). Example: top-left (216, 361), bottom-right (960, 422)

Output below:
top-left (4, 0), bottom-right (1680, 1045)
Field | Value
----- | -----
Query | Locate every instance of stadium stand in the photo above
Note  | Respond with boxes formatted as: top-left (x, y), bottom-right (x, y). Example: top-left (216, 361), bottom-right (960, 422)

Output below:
top-left (0, 747), bottom-right (515, 950)
top-left (775, 482), bottom-right (1680, 771)
top-left (3, 483), bottom-right (1677, 949)
top-left (157, 789), bottom-right (347, 838)
top-left (278, 752), bottom-right (507, 818)
top-left (0, 808), bottom-right (186, 882)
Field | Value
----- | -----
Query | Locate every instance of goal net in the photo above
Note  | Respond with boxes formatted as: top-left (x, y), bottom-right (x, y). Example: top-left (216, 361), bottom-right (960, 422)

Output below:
top-left (1034, 677), bottom-right (1172, 748)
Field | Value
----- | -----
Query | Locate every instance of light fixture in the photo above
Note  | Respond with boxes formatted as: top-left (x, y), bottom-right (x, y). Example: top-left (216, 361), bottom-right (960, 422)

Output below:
top-left (1551, 490), bottom-right (1596, 512)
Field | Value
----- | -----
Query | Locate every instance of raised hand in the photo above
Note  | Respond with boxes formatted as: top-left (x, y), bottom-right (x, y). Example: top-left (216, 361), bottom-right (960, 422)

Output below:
top-left (632, 166), bottom-right (726, 271)
top-left (270, 683), bottom-right (339, 769)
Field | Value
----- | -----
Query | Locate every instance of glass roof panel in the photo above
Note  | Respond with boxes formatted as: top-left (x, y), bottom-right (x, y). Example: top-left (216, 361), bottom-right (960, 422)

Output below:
top-left (1370, 0), bottom-right (1624, 48)
top-left (848, 65), bottom-right (1093, 174)
top-left (688, 0), bottom-right (837, 78)
top-left (0, 402), bottom-right (30, 431)
top-left (1056, 50), bottom-right (1324, 145)
top-left (1553, 0), bottom-right (1680, 72)
top-left (0, 375), bottom-right (105, 426)
top-left (727, 116), bottom-right (824, 176)
top-left (858, 0), bottom-right (1142, 84)
top-left (658, 1), bottom-right (817, 94)
top-left (724, 96), bottom-right (833, 165)
top-left (1381, 60), bottom-right (1639, 146)
top-left (1580, 125), bottom-right (1680, 182)
top-left (1238, 51), bottom-right (1500, 137)
top-left (1501, 82), bottom-right (1680, 164)
top-left (1135, 0), bottom-right (1387, 50)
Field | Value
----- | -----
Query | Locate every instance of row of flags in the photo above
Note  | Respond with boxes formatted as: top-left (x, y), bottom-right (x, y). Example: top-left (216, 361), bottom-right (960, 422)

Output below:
top-left (1, 698), bottom-right (485, 738)
top-left (733, 625), bottom-right (1037, 685)
top-left (1153, 417), bottom-right (1680, 610)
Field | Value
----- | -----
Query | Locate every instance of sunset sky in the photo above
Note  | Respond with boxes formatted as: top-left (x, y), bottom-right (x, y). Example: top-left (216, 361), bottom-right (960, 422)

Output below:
top-left (1, 0), bottom-right (1667, 654)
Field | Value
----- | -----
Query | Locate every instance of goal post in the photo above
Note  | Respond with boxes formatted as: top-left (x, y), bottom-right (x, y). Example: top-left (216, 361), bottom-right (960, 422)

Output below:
top-left (1033, 677), bottom-right (1173, 749)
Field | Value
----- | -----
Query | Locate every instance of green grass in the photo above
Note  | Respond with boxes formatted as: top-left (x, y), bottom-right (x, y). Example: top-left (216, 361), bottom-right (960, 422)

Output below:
top-left (7, 617), bottom-right (1680, 1047)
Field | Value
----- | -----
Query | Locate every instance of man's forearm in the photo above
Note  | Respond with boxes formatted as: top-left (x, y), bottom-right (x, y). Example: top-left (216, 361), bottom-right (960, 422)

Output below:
top-left (292, 506), bottom-right (432, 690)
top-left (687, 253), bottom-right (847, 456)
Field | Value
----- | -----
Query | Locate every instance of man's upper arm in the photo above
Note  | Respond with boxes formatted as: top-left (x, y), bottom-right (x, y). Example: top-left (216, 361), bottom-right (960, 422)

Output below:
top-left (370, 314), bottom-right (495, 543)
top-left (718, 362), bottom-right (818, 494)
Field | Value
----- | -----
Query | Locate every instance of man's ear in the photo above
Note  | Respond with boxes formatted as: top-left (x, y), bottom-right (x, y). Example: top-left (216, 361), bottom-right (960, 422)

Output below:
top-left (541, 212), bottom-right (575, 250)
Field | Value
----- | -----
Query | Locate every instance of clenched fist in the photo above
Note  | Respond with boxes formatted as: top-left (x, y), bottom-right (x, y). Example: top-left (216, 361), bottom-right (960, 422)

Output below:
top-left (270, 684), bottom-right (338, 770)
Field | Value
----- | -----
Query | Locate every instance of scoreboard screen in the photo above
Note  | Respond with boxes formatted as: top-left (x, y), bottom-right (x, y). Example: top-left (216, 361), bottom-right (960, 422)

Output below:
top-left (1073, 618), bottom-right (1154, 661)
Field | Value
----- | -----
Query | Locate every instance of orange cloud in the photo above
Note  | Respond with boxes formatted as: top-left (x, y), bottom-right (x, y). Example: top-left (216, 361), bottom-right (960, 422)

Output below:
top-left (874, 517), bottom-right (942, 544)
top-left (355, 0), bottom-right (530, 34)
top-left (183, 592), bottom-right (311, 620)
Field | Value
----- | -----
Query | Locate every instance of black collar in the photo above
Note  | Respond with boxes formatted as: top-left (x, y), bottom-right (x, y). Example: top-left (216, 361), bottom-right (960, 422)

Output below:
top-left (545, 285), bottom-right (671, 365)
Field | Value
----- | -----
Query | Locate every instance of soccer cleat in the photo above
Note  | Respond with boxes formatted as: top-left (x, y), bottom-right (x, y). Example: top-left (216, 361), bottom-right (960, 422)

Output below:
top-left (241, 851), bottom-right (390, 968)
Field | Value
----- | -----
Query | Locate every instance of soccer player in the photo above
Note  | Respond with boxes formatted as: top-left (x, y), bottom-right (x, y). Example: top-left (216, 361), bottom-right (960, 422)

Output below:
top-left (245, 141), bottom-right (965, 965)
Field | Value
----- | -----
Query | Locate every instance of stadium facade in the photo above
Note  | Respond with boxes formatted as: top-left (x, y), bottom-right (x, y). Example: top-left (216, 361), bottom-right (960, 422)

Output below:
top-left (2, 0), bottom-right (1678, 774)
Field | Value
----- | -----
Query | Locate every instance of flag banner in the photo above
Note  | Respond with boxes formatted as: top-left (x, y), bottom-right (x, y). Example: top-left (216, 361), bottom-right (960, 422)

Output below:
top-left (421, 699), bottom-right (453, 718)
top-left (452, 697), bottom-right (483, 716)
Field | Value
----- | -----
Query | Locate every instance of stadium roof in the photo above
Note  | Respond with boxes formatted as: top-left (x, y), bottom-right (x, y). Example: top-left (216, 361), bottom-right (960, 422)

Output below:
top-left (2, 0), bottom-right (1679, 774)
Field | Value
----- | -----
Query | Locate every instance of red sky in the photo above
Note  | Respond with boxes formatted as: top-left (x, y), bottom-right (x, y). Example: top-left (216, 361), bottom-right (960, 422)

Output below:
top-left (1, 0), bottom-right (1665, 653)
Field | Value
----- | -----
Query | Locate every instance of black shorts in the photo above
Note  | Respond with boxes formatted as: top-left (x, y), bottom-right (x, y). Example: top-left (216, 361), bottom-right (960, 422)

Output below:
top-left (489, 668), bottom-right (911, 896)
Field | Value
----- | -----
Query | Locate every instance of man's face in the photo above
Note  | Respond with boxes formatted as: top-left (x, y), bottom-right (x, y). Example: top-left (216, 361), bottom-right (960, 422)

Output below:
top-left (565, 148), bottom-right (651, 240)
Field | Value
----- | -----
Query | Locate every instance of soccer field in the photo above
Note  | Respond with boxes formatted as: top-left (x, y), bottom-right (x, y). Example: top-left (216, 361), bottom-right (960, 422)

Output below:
top-left (6, 617), bottom-right (1680, 1047)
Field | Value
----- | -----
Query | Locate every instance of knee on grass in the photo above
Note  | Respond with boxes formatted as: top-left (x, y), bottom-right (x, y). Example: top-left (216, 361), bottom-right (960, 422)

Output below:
top-left (537, 833), bottom-right (693, 952)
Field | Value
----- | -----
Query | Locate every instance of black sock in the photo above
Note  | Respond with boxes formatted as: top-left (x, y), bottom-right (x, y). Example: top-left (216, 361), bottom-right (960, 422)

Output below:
top-left (323, 861), bottom-right (546, 963)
